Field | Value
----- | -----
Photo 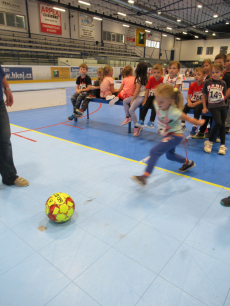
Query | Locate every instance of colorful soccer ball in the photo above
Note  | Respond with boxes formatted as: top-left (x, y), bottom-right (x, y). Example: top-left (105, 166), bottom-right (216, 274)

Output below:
top-left (45, 193), bottom-right (75, 223)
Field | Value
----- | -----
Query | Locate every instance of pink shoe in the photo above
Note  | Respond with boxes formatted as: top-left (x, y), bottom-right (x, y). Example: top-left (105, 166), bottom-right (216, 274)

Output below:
top-left (122, 117), bottom-right (132, 125)
top-left (133, 127), bottom-right (142, 137)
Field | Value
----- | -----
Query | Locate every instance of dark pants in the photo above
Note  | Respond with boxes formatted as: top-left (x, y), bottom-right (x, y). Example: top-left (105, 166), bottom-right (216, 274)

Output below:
top-left (0, 99), bottom-right (18, 185)
top-left (140, 96), bottom-right (156, 122)
top-left (146, 135), bottom-right (186, 174)
top-left (81, 90), bottom-right (98, 112)
top-left (209, 106), bottom-right (226, 145)
top-left (182, 103), bottom-right (203, 123)
top-left (199, 116), bottom-right (212, 133)
top-left (71, 92), bottom-right (87, 110)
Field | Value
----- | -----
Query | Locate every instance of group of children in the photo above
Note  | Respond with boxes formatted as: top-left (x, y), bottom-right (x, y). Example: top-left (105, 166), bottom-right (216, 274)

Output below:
top-left (68, 56), bottom-right (230, 186)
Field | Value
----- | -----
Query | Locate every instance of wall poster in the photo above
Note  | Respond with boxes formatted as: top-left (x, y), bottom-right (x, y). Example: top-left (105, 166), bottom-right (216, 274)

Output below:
top-left (136, 27), bottom-right (146, 47)
top-left (39, 3), bottom-right (62, 35)
top-left (126, 27), bottom-right (136, 45)
top-left (79, 13), bottom-right (95, 40)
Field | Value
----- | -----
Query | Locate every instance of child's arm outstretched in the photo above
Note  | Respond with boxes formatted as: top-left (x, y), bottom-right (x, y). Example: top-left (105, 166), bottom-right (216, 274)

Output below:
top-left (180, 113), bottom-right (205, 126)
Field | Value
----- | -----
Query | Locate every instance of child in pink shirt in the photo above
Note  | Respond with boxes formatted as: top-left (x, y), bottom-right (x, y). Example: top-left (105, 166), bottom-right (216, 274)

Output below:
top-left (109, 66), bottom-right (135, 106)
top-left (100, 66), bottom-right (119, 98)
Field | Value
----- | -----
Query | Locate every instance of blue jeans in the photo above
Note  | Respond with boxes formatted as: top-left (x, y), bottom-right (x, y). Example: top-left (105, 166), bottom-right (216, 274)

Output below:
top-left (146, 134), bottom-right (186, 174)
top-left (0, 99), bottom-right (18, 185)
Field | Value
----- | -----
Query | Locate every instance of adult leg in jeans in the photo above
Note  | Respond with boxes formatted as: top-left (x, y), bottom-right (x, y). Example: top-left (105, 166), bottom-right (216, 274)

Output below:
top-left (140, 96), bottom-right (154, 122)
top-left (129, 96), bottom-right (145, 126)
top-left (0, 99), bottom-right (18, 185)
top-left (209, 107), bottom-right (226, 144)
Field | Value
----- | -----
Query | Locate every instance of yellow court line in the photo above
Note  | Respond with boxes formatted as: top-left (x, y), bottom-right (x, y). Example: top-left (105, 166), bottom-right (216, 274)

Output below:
top-left (11, 123), bottom-right (226, 190)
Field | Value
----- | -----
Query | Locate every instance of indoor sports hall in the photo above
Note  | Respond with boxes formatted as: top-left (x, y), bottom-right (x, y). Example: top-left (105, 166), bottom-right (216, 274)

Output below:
top-left (1, 1), bottom-right (230, 306)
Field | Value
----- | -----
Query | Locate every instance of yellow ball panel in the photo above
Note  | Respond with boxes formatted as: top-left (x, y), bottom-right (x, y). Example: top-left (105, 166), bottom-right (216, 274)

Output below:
top-left (47, 197), bottom-right (55, 206)
top-left (66, 200), bottom-right (73, 207)
top-left (61, 193), bottom-right (70, 199)
top-left (53, 207), bottom-right (60, 215)
top-left (53, 193), bottom-right (66, 205)
top-left (56, 214), bottom-right (66, 222)
top-left (59, 204), bottom-right (68, 214)
top-left (67, 208), bottom-right (74, 217)
top-left (45, 205), bottom-right (49, 215)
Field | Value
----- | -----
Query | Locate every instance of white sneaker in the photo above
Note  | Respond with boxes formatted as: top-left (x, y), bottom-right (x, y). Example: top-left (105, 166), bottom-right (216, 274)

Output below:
top-left (109, 97), bottom-right (119, 106)
top-left (204, 140), bottom-right (213, 153)
top-left (106, 95), bottom-right (115, 100)
top-left (218, 145), bottom-right (227, 155)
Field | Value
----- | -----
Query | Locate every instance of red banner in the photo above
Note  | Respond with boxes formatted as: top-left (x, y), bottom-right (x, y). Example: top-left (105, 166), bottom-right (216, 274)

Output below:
top-left (39, 4), bottom-right (62, 35)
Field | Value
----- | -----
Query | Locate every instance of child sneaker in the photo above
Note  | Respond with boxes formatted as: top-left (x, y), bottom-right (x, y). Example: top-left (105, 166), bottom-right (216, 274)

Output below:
top-left (133, 127), bottom-right (142, 137)
top-left (190, 126), bottom-right (197, 136)
top-left (136, 120), bottom-right (144, 127)
top-left (216, 137), bottom-right (220, 143)
top-left (220, 196), bottom-right (230, 206)
top-left (122, 117), bottom-right (132, 125)
top-left (178, 160), bottom-right (196, 172)
top-left (109, 97), bottom-right (119, 107)
top-left (192, 132), bottom-right (205, 139)
top-left (218, 145), bottom-right (227, 155)
top-left (68, 113), bottom-right (75, 120)
top-left (145, 121), bottom-right (154, 129)
top-left (130, 175), bottom-right (147, 187)
top-left (181, 124), bottom-right (187, 131)
top-left (106, 95), bottom-right (115, 100)
top-left (204, 140), bottom-right (213, 153)
top-left (87, 94), bottom-right (96, 99)
top-left (75, 109), bottom-right (84, 115)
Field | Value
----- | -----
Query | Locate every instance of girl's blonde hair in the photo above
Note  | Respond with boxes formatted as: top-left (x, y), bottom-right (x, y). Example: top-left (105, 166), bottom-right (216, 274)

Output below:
top-left (202, 59), bottom-right (212, 66)
top-left (154, 84), bottom-right (184, 110)
top-left (100, 65), bottom-right (113, 84)
top-left (122, 65), bottom-right (133, 77)
top-left (212, 63), bottom-right (224, 71)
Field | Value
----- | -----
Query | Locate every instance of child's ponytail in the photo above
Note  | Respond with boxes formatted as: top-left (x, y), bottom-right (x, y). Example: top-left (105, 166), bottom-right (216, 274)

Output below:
top-left (100, 65), bottom-right (112, 85)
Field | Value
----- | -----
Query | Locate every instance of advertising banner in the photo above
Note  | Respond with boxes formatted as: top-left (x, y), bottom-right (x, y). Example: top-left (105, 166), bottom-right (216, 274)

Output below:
top-left (136, 27), bottom-right (146, 47)
top-left (51, 67), bottom-right (70, 79)
top-left (126, 27), bottom-right (136, 45)
top-left (71, 67), bottom-right (98, 79)
top-left (79, 13), bottom-right (95, 40)
top-left (3, 67), bottom-right (33, 80)
top-left (0, 0), bottom-right (25, 14)
top-left (39, 4), bottom-right (62, 35)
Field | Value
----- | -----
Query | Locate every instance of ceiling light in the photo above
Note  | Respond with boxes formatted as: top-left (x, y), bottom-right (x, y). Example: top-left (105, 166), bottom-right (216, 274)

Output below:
top-left (212, 33), bottom-right (216, 36)
top-left (123, 24), bottom-right (130, 27)
top-left (226, 22), bottom-right (229, 25)
top-left (205, 30), bottom-right (208, 32)
top-left (183, 32), bottom-right (187, 34)
top-left (195, 35), bottom-right (199, 38)
top-left (177, 19), bottom-right (181, 22)
top-left (213, 14), bottom-right (218, 18)
top-left (145, 21), bottom-right (152, 24)
top-left (163, 34), bottom-right (167, 37)
top-left (167, 27), bottom-right (172, 30)
top-left (78, 1), bottom-right (90, 5)
top-left (93, 17), bottom-right (102, 20)
top-left (158, 12), bottom-right (161, 15)
top-left (118, 12), bottom-right (126, 16)
top-left (197, 4), bottom-right (202, 8)
top-left (128, 0), bottom-right (134, 3)
top-left (145, 30), bottom-right (150, 32)
top-left (176, 37), bottom-right (180, 40)
top-left (53, 7), bottom-right (66, 11)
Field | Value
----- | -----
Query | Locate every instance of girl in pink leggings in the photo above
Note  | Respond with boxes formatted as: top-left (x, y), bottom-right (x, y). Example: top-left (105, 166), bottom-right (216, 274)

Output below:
top-left (122, 62), bottom-right (148, 137)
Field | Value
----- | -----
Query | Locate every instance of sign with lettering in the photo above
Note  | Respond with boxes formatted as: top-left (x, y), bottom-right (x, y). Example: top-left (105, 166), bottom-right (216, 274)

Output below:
top-left (0, 0), bottom-right (24, 14)
top-left (3, 67), bottom-right (33, 80)
top-left (79, 13), bottom-right (95, 40)
top-left (39, 3), bottom-right (62, 35)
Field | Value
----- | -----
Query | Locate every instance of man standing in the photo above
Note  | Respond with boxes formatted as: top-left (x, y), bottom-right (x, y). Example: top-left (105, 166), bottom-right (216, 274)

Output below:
top-left (0, 65), bottom-right (29, 187)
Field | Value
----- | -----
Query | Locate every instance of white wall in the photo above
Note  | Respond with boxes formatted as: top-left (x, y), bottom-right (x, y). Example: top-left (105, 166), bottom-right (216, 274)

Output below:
top-left (160, 35), bottom-right (175, 60)
top-left (179, 38), bottom-right (230, 61)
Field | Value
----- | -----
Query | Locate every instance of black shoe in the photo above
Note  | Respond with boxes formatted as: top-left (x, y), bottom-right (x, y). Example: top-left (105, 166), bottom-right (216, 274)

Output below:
top-left (220, 196), bottom-right (230, 207)
top-left (130, 175), bottom-right (147, 187)
top-left (178, 161), bottom-right (196, 172)
top-left (226, 127), bottom-right (229, 134)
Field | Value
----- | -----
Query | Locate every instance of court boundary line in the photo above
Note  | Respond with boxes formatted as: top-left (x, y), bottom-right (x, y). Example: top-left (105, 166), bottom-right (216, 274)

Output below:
top-left (10, 123), bottom-right (230, 191)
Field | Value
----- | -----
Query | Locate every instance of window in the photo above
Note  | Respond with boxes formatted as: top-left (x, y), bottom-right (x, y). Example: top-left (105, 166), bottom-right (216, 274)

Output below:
top-left (206, 47), bottom-right (213, 55)
top-left (220, 46), bottom-right (228, 55)
top-left (2, 12), bottom-right (25, 28)
top-left (146, 40), bottom-right (160, 48)
top-left (197, 47), bottom-right (203, 55)
top-left (103, 31), bottom-right (124, 43)
top-left (0, 12), bottom-right (4, 25)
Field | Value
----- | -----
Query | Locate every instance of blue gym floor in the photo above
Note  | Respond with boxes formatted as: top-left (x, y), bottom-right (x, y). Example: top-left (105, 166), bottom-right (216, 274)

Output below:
top-left (1, 83), bottom-right (230, 306)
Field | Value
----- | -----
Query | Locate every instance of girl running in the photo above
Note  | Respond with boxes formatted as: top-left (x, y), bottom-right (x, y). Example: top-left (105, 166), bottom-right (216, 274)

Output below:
top-left (131, 84), bottom-right (205, 186)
